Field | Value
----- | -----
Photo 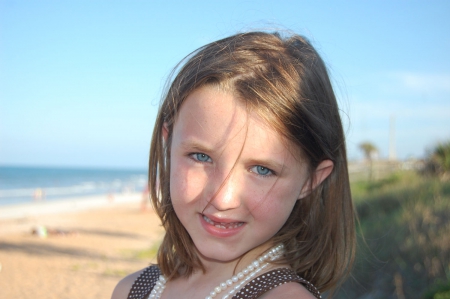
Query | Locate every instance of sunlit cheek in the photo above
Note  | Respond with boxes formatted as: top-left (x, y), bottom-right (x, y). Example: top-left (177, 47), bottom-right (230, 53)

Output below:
top-left (171, 163), bottom-right (208, 204)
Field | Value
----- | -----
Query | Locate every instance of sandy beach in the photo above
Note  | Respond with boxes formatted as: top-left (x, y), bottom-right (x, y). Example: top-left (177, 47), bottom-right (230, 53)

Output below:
top-left (0, 194), bottom-right (164, 299)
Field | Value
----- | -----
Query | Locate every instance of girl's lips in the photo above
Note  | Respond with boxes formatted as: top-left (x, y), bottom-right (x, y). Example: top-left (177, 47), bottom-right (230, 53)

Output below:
top-left (200, 214), bottom-right (245, 237)
top-left (202, 214), bottom-right (244, 229)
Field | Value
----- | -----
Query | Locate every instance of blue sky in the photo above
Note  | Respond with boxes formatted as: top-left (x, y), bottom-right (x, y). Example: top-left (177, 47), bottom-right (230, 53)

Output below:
top-left (1, 1), bottom-right (449, 169)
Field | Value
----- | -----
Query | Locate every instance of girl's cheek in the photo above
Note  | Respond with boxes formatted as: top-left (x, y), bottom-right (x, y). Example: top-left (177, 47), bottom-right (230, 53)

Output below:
top-left (242, 182), bottom-right (276, 211)
top-left (171, 161), bottom-right (209, 203)
top-left (248, 183), bottom-right (298, 215)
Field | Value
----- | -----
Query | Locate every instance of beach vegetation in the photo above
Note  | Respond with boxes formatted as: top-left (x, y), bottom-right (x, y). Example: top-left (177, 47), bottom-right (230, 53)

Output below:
top-left (336, 170), bottom-right (450, 299)
top-left (103, 268), bottom-right (129, 277)
top-left (70, 264), bottom-right (81, 271)
top-left (132, 242), bottom-right (160, 260)
top-left (358, 141), bottom-right (379, 181)
top-left (423, 142), bottom-right (450, 179)
top-left (359, 141), bottom-right (378, 161)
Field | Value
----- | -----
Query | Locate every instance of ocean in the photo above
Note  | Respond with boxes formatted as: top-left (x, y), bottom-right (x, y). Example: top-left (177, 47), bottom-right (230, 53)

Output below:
top-left (0, 166), bottom-right (147, 206)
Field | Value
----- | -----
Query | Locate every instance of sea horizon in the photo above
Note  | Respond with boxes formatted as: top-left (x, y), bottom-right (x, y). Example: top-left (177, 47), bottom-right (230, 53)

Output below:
top-left (0, 165), bottom-right (148, 206)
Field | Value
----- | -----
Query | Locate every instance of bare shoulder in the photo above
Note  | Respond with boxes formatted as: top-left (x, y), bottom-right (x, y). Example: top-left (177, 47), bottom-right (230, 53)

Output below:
top-left (259, 281), bottom-right (318, 299)
top-left (111, 269), bottom-right (146, 299)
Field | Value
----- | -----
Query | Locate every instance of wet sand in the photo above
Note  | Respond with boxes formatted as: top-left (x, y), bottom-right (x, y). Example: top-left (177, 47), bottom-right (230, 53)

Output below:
top-left (0, 195), bottom-right (164, 299)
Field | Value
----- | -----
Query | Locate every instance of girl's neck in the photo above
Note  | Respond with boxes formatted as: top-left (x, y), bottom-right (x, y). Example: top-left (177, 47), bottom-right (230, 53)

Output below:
top-left (163, 243), bottom-right (286, 299)
top-left (198, 242), bottom-right (274, 276)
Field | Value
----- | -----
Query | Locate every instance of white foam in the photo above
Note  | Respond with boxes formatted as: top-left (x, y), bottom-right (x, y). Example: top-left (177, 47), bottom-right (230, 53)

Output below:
top-left (0, 192), bottom-right (141, 220)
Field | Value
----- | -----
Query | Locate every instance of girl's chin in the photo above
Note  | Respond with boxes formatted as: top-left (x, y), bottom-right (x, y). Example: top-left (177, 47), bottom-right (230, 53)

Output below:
top-left (198, 251), bottom-right (237, 263)
top-left (194, 244), bottom-right (246, 264)
top-left (193, 241), bottom-right (272, 266)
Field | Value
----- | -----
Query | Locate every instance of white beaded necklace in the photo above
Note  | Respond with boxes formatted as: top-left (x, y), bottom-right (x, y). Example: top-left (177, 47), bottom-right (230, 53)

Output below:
top-left (148, 244), bottom-right (285, 299)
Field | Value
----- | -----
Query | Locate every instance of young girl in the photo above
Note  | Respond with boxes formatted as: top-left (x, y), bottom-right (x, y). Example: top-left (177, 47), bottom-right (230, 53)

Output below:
top-left (112, 31), bottom-right (355, 299)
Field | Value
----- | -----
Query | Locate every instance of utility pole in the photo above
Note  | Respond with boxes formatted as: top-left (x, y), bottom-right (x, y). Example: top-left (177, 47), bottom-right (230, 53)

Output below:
top-left (389, 115), bottom-right (397, 161)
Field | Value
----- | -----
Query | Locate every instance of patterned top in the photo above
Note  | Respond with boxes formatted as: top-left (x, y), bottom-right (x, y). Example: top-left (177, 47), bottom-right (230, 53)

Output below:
top-left (127, 265), bottom-right (321, 299)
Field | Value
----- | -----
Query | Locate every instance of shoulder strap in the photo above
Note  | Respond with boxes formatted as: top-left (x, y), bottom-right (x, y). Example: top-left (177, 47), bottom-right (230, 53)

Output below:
top-left (127, 265), bottom-right (161, 299)
top-left (126, 266), bottom-right (321, 299)
top-left (232, 268), bottom-right (321, 299)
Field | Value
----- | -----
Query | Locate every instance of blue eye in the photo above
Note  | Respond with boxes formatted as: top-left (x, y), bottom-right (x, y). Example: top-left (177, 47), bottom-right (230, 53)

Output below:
top-left (192, 153), bottom-right (212, 162)
top-left (251, 165), bottom-right (273, 176)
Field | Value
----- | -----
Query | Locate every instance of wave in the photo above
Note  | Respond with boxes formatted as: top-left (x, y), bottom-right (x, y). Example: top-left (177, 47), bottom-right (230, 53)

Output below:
top-left (0, 178), bottom-right (147, 200)
top-left (0, 166), bottom-right (147, 205)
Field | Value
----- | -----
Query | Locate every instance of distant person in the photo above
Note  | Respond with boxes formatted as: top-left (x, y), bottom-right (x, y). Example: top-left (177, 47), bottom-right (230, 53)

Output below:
top-left (33, 188), bottom-right (45, 201)
top-left (112, 31), bottom-right (355, 299)
top-left (107, 193), bottom-right (114, 202)
top-left (140, 185), bottom-right (150, 212)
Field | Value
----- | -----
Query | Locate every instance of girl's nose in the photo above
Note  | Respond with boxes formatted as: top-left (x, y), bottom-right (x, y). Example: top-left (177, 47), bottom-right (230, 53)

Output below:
top-left (208, 171), bottom-right (241, 211)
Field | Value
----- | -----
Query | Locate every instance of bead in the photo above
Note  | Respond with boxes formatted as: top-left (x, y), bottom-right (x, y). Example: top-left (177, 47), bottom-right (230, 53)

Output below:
top-left (143, 244), bottom-right (285, 299)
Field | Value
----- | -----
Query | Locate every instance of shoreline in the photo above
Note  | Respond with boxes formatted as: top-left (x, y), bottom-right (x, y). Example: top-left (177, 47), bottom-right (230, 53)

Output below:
top-left (0, 193), bottom-right (164, 299)
top-left (0, 192), bottom-right (146, 237)
top-left (0, 192), bottom-right (142, 220)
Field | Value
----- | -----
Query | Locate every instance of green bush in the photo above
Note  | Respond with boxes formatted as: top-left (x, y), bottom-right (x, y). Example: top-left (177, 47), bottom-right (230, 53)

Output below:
top-left (336, 171), bottom-right (450, 299)
top-left (424, 142), bottom-right (450, 177)
top-left (422, 281), bottom-right (450, 299)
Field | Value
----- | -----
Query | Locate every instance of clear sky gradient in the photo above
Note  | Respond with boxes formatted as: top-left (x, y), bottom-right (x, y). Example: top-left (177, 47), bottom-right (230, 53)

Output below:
top-left (1, 1), bottom-right (449, 169)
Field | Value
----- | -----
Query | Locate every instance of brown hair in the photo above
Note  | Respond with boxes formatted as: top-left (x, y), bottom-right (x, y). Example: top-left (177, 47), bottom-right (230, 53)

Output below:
top-left (148, 31), bottom-right (355, 293)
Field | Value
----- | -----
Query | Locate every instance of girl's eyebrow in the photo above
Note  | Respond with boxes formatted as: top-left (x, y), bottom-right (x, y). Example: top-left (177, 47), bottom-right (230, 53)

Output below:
top-left (179, 139), bottom-right (214, 152)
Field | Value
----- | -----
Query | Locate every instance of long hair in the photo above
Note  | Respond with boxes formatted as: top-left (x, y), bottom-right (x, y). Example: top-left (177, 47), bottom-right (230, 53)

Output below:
top-left (148, 31), bottom-right (355, 293)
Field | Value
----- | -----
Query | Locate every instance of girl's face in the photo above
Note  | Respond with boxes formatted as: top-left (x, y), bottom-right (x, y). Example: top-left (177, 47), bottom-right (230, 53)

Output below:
top-left (169, 85), bottom-right (310, 263)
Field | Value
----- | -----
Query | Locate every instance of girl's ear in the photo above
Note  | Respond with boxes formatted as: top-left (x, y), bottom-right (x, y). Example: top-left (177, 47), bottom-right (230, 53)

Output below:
top-left (162, 123), bottom-right (169, 141)
top-left (298, 159), bottom-right (334, 199)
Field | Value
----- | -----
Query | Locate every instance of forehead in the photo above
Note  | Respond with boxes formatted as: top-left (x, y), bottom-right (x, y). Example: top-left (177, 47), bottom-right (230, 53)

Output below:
top-left (175, 86), bottom-right (246, 139)
top-left (172, 85), bottom-right (302, 161)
